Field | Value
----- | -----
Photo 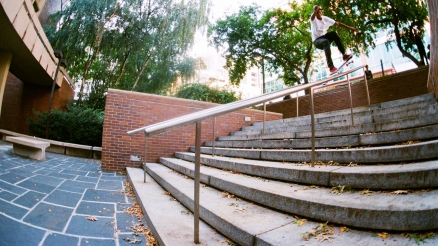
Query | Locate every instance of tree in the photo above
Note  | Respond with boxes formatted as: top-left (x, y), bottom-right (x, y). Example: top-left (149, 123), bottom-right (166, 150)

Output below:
top-left (208, 1), bottom-right (360, 88)
top-left (315, 0), bottom-right (429, 67)
top-left (174, 83), bottom-right (240, 104)
top-left (44, 0), bottom-right (210, 107)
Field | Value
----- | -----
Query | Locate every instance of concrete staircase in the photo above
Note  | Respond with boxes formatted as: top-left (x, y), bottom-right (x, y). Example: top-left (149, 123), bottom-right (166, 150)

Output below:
top-left (127, 93), bottom-right (438, 245)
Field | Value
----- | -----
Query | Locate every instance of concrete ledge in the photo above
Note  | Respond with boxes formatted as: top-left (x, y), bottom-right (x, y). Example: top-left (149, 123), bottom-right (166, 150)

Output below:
top-left (64, 143), bottom-right (93, 158)
top-left (92, 147), bottom-right (102, 159)
top-left (6, 136), bottom-right (50, 160)
top-left (0, 129), bottom-right (101, 159)
top-left (36, 139), bottom-right (65, 154)
top-left (0, 129), bottom-right (27, 140)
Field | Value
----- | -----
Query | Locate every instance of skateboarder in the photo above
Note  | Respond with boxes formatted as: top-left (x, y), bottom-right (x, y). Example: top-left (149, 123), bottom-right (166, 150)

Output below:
top-left (310, 5), bottom-right (358, 74)
top-left (364, 65), bottom-right (373, 80)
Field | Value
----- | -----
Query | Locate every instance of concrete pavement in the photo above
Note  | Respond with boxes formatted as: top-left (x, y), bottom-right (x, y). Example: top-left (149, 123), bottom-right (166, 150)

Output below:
top-left (0, 140), bottom-right (148, 246)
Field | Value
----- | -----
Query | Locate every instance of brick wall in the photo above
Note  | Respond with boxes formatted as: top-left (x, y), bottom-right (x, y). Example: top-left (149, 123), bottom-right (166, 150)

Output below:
top-left (0, 73), bottom-right (23, 133)
top-left (0, 72), bottom-right (74, 134)
top-left (101, 89), bottom-right (283, 172)
top-left (267, 67), bottom-right (430, 118)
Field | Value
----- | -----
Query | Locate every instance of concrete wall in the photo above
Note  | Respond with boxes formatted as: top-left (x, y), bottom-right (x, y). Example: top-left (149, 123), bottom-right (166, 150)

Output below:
top-left (266, 67), bottom-right (430, 118)
top-left (0, 72), bottom-right (74, 134)
top-left (101, 89), bottom-right (283, 172)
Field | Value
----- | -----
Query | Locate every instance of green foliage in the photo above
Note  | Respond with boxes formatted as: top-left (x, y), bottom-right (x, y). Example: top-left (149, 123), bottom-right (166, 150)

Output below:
top-left (315, 0), bottom-right (429, 66)
top-left (174, 83), bottom-right (240, 104)
top-left (44, 0), bottom-right (210, 102)
top-left (208, 2), bottom-right (317, 87)
top-left (28, 105), bottom-right (104, 147)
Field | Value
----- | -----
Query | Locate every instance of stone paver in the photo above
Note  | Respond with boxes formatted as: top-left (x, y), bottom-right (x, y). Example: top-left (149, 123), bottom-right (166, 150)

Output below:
top-left (0, 140), bottom-right (147, 246)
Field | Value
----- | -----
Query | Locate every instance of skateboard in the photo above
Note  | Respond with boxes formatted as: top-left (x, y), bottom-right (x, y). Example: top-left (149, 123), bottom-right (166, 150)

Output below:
top-left (330, 56), bottom-right (354, 76)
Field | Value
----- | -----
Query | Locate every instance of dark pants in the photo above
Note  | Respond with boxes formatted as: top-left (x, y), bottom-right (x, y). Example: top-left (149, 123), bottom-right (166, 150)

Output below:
top-left (314, 31), bottom-right (345, 68)
top-left (416, 40), bottom-right (428, 65)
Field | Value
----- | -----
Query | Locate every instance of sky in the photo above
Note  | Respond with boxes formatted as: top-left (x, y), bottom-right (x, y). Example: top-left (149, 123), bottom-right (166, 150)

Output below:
top-left (191, 0), bottom-right (291, 56)
top-left (209, 0), bottom-right (288, 20)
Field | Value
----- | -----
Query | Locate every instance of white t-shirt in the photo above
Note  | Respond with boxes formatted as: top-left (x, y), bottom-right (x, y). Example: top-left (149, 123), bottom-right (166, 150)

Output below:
top-left (310, 16), bottom-right (336, 41)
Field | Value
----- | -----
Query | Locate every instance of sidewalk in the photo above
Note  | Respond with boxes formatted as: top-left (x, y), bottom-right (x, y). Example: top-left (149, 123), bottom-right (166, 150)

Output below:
top-left (0, 140), bottom-right (147, 246)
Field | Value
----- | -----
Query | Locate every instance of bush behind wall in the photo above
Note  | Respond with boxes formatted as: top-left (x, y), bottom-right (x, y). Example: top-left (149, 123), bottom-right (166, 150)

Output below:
top-left (28, 104), bottom-right (103, 147)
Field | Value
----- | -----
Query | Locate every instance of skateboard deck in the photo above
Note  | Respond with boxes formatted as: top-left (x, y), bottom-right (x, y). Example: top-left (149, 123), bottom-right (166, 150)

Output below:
top-left (330, 56), bottom-right (354, 76)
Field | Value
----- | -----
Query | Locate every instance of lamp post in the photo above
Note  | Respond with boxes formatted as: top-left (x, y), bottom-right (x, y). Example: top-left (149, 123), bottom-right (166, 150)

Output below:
top-left (46, 50), bottom-right (67, 139)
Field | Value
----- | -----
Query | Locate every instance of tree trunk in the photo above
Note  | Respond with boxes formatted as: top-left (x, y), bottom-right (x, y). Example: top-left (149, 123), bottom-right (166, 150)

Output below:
top-left (131, 54), bottom-right (153, 91)
top-left (114, 48), bottom-right (132, 87)
top-left (426, 0), bottom-right (437, 96)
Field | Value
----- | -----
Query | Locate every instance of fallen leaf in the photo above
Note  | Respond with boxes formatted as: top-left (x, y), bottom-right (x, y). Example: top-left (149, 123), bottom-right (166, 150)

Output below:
top-left (293, 219), bottom-right (307, 226)
top-left (340, 226), bottom-right (351, 232)
top-left (234, 208), bottom-right (245, 212)
top-left (316, 234), bottom-right (334, 242)
top-left (124, 236), bottom-right (142, 244)
top-left (378, 232), bottom-right (389, 239)
top-left (360, 189), bottom-right (373, 196)
top-left (391, 190), bottom-right (409, 195)
top-left (86, 216), bottom-right (98, 221)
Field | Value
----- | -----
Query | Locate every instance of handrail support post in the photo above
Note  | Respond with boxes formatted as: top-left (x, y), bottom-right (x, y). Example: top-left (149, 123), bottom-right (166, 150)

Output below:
top-left (347, 74), bottom-right (355, 126)
top-left (263, 103), bottom-right (266, 135)
top-left (194, 122), bottom-right (201, 244)
top-left (143, 133), bottom-right (147, 183)
top-left (212, 118), bottom-right (216, 157)
top-left (310, 88), bottom-right (316, 167)
top-left (296, 92), bottom-right (299, 117)
top-left (363, 68), bottom-right (371, 105)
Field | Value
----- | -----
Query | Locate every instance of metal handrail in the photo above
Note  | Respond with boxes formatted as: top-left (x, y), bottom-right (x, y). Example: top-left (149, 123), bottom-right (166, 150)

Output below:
top-left (127, 65), bottom-right (365, 137)
top-left (127, 64), bottom-right (367, 244)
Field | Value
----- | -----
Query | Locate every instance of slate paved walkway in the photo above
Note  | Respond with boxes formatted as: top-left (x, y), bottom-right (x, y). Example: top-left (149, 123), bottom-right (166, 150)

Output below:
top-left (0, 140), bottom-right (147, 246)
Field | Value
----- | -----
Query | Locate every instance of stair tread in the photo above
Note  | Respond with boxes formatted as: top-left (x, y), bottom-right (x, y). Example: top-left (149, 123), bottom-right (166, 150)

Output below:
top-left (175, 151), bottom-right (438, 189)
top-left (194, 139), bottom-right (438, 163)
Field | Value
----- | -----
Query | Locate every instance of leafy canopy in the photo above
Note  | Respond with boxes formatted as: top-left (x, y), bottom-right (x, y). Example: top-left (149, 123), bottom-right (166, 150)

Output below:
top-left (174, 83), bottom-right (240, 104)
top-left (44, 0), bottom-right (210, 108)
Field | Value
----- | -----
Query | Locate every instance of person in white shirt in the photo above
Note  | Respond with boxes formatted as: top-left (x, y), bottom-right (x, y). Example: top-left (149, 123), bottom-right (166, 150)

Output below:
top-left (310, 5), bottom-right (358, 74)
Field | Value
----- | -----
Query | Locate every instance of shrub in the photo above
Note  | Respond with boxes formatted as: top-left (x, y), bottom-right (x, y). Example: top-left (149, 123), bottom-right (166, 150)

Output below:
top-left (28, 104), bottom-right (103, 147)
top-left (174, 83), bottom-right (240, 104)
